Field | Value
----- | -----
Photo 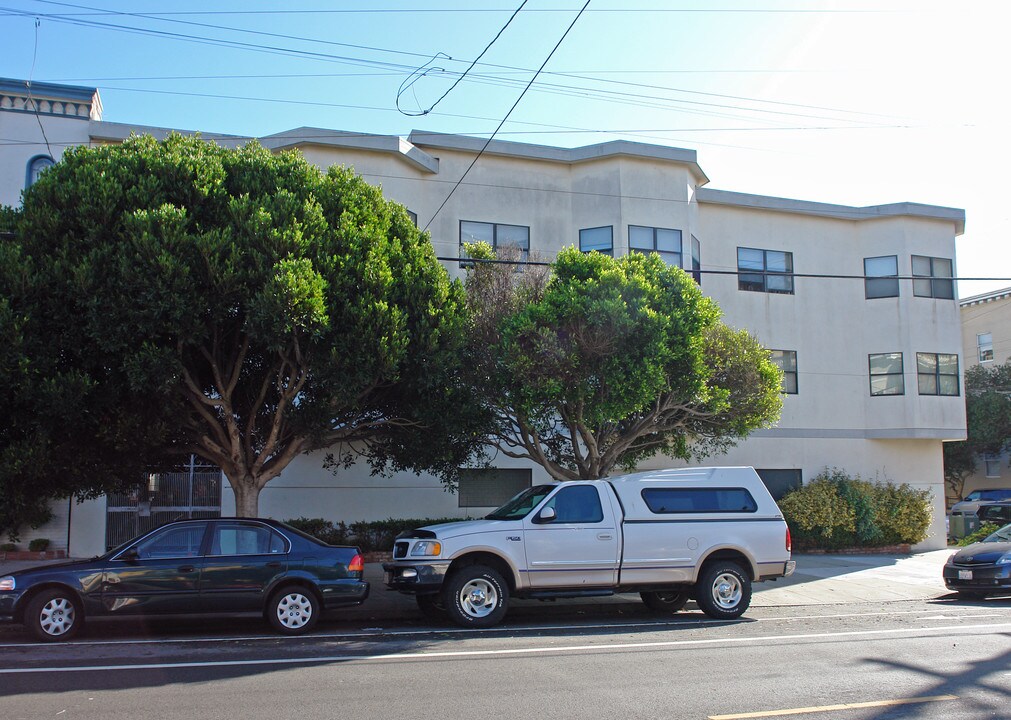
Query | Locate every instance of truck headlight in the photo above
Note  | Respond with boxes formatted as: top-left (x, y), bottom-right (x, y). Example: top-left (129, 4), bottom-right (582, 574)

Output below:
top-left (0, 576), bottom-right (14, 591)
top-left (410, 540), bottom-right (442, 557)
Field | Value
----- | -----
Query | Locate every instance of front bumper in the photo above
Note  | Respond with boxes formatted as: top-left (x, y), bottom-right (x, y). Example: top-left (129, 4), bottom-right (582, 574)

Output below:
top-left (383, 562), bottom-right (451, 594)
top-left (943, 563), bottom-right (1011, 594)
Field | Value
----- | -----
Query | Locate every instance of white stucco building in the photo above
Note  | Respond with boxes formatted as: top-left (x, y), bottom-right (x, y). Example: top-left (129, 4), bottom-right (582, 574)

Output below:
top-left (1, 78), bottom-right (967, 554)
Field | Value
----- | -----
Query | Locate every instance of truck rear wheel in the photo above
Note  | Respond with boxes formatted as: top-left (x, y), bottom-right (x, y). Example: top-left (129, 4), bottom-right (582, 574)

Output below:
top-left (695, 562), bottom-right (751, 620)
top-left (640, 590), bottom-right (689, 614)
top-left (443, 565), bottom-right (509, 628)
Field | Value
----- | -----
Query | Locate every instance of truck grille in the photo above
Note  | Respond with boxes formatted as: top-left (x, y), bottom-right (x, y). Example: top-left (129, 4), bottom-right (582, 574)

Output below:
top-left (393, 541), bottom-right (409, 559)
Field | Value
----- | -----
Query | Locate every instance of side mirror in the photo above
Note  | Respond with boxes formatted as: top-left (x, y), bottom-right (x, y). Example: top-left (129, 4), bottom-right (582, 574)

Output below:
top-left (534, 506), bottom-right (556, 524)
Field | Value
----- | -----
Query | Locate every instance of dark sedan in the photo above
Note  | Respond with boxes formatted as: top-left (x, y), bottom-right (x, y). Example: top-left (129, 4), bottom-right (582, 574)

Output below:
top-left (943, 522), bottom-right (1011, 598)
top-left (0, 518), bottom-right (369, 641)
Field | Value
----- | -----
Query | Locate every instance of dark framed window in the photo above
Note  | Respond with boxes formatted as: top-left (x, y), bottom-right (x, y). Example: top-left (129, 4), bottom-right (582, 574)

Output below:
top-left (864, 255), bottom-right (899, 299)
top-left (127, 524), bottom-right (206, 560)
top-left (209, 523), bottom-right (286, 556)
top-left (640, 487), bottom-right (758, 514)
top-left (26, 155), bottom-right (55, 188)
top-left (458, 468), bottom-right (532, 508)
top-left (407, 209), bottom-right (418, 226)
top-left (629, 225), bottom-right (682, 266)
top-left (540, 485), bottom-right (604, 523)
top-left (916, 352), bottom-right (959, 396)
top-left (690, 235), bottom-right (701, 284)
top-left (579, 226), bottom-right (613, 256)
top-left (460, 220), bottom-right (530, 266)
top-left (978, 333), bottom-right (994, 363)
top-left (737, 247), bottom-right (794, 294)
top-left (869, 352), bottom-right (904, 396)
top-left (984, 454), bottom-right (1001, 478)
top-left (755, 469), bottom-right (802, 501)
top-left (911, 255), bottom-right (954, 299)
top-left (770, 350), bottom-right (798, 394)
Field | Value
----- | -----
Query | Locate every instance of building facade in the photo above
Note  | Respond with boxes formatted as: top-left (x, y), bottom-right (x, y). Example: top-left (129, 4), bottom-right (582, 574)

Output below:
top-left (957, 287), bottom-right (1011, 500)
top-left (1, 78), bottom-right (966, 555)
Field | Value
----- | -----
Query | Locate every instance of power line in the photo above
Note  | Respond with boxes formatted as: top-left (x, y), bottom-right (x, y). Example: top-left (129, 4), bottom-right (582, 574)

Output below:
top-left (423, 0), bottom-right (593, 231)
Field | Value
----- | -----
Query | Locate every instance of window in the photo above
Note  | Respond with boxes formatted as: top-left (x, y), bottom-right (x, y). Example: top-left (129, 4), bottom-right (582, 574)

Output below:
top-left (540, 485), bottom-right (603, 523)
top-left (579, 226), bottom-right (613, 256)
top-left (770, 350), bottom-right (798, 394)
top-left (917, 352), bottom-right (959, 396)
top-left (458, 468), bottom-right (532, 508)
top-left (629, 225), bottom-right (682, 266)
top-left (755, 469), bottom-right (802, 501)
top-left (209, 524), bottom-right (286, 556)
top-left (869, 352), bottom-right (904, 396)
top-left (26, 155), bottom-right (55, 188)
top-left (460, 221), bottom-right (530, 265)
top-left (737, 247), bottom-right (794, 294)
top-left (912, 255), bottom-right (954, 299)
top-left (978, 333), bottom-right (994, 363)
top-left (407, 209), bottom-right (418, 226)
top-left (984, 454), bottom-right (1001, 478)
top-left (864, 255), bottom-right (899, 299)
top-left (128, 524), bottom-right (205, 559)
top-left (641, 487), bottom-right (758, 514)
top-left (690, 235), bottom-right (701, 284)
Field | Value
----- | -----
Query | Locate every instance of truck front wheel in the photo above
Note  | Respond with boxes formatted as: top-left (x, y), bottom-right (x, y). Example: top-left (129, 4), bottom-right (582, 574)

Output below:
top-left (695, 562), bottom-right (751, 620)
top-left (443, 565), bottom-right (509, 628)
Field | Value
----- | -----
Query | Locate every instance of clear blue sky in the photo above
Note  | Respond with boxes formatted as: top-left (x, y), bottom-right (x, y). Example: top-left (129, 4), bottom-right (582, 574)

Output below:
top-left (3, 0), bottom-right (1008, 296)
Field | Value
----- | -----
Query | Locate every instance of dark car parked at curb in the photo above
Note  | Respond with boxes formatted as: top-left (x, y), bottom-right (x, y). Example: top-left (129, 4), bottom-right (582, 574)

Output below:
top-left (943, 522), bottom-right (1011, 598)
top-left (0, 518), bottom-right (369, 641)
top-left (976, 502), bottom-right (1011, 527)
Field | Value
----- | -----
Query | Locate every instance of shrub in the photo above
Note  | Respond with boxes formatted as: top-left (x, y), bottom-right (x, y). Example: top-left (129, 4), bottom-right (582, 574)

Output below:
top-left (28, 538), bottom-right (51, 552)
top-left (958, 523), bottom-right (1001, 546)
top-left (0, 542), bottom-right (16, 552)
top-left (779, 468), bottom-right (932, 550)
top-left (778, 476), bottom-right (855, 550)
top-left (283, 517), bottom-right (469, 553)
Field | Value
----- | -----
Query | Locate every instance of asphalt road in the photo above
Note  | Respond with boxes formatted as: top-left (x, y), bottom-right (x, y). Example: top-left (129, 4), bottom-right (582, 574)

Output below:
top-left (1, 597), bottom-right (1009, 720)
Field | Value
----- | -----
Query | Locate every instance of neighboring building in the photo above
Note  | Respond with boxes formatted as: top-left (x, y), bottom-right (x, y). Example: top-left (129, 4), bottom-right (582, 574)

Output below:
top-left (957, 287), bottom-right (1011, 501)
top-left (1, 78), bottom-right (967, 554)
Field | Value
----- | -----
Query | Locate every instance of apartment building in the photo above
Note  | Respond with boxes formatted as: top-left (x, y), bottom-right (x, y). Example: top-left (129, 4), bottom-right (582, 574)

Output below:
top-left (0, 78), bottom-right (966, 554)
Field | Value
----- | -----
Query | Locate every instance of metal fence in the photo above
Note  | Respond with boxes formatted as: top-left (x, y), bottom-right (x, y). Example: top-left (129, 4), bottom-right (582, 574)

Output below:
top-left (105, 455), bottom-right (223, 549)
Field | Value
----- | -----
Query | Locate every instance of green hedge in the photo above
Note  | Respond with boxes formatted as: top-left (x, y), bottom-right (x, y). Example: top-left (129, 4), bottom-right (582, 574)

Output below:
top-left (778, 468), bottom-right (932, 551)
top-left (958, 523), bottom-right (1001, 546)
top-left (283, 517), bottom-right (470, 553)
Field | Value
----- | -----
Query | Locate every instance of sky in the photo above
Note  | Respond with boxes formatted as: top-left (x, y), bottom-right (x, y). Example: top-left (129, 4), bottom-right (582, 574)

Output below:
top-left (2, 0), bottom-right (1009, 297)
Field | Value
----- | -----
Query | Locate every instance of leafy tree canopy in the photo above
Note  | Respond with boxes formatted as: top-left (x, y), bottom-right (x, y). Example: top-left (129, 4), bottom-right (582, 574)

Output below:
top-left (1, 133), bottom-right (477, 533)
top-left (463, 244), bottom-right (782, 480)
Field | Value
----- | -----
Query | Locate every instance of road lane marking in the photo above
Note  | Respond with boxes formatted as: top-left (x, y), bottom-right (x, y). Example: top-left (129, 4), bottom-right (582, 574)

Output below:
top-left (708, 695), bottom-right (958, 719)
top-left (1, 622), bottom-right (1008, 674)
top-left (2, 607), bottom-right (1006, 649)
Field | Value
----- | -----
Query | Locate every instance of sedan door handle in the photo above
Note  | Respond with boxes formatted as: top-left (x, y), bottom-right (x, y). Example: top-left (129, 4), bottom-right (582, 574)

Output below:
top-left (597, 533), bottom-right (613, 541)
top-left (178, 565), bottom-right (197, 573)
top-left (266, 561), bottom-right (282, 569)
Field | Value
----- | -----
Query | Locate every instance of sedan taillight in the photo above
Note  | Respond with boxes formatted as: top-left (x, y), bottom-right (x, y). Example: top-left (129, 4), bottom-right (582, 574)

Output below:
top-left (348, 553), bottom-right (364, 573)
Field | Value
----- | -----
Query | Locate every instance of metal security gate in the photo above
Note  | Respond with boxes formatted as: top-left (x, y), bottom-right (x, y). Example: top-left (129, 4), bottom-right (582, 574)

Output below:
top-left (105, 455), bottom-right (223, 550)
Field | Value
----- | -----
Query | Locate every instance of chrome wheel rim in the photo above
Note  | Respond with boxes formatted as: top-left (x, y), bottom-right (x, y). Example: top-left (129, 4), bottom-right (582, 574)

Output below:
top-left (459, 578), bottom-right (498, 618)
top-left (711, 573), bottom-right (742, 610)
top-left (39, 597), bottom-right (76, 637)
top-left (276, 592), bottom-right (313, 629)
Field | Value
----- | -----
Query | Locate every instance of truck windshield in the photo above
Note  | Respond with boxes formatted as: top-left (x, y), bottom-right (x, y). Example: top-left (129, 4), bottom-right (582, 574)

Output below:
top-left (485, 485), bottom-right (556, 520)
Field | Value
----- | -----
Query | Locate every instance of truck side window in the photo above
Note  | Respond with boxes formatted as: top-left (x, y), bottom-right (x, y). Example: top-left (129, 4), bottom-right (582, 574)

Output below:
top-left (641, 487), bottom-right (758, 514)
top-left (543, 486), bottom-right (604, 523)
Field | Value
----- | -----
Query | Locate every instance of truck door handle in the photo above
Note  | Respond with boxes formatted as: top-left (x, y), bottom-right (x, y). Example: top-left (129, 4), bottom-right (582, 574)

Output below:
top-left (597, 533), bottom-right (613, 541)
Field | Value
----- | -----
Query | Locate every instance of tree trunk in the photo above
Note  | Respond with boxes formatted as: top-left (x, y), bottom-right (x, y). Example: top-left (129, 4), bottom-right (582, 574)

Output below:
top-left (231, 477), bottom-right (260, 517)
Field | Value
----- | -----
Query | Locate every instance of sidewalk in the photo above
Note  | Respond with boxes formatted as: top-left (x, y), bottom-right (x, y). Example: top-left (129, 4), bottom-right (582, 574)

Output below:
top-left (0, 550), bottom-right (954, 624)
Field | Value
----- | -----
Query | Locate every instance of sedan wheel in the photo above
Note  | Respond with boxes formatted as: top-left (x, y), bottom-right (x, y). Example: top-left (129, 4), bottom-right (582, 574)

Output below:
top-left (27, 589), bottom-right (83, 642)
top-left (267, 588), bottom-right (320, 635)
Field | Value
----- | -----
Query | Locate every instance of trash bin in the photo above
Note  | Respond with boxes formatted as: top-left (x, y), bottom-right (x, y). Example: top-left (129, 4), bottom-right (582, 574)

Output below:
top-left (949, 512), bottom-right (980, 539)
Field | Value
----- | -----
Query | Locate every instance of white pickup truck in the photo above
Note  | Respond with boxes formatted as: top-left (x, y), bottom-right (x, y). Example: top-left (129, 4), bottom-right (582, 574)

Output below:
top-left (384, 467), bottom-right (795, 627)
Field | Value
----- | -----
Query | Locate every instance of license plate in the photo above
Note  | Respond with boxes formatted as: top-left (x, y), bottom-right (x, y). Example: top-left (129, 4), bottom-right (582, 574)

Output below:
top-left (959, 569), bottom-right (973, 580)
top-left (384, 571), bottom-right (392, 584)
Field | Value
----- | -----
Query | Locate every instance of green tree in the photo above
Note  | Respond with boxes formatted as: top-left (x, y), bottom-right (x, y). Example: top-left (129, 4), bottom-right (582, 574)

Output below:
top-left (1, 133), bottom-right (476, 529)
top-left (463, 244), bottom-right (782, 480)
top-left (943, 361), bottom-right (1011, 503)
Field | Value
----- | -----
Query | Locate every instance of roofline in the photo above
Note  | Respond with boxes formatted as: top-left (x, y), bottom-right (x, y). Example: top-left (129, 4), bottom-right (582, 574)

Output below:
top-left (0, 77), bottom-right (97, 103)
top-left (407, 130), bottom-right (710, 185)
top-left (960, 286), bottom-right (1011, 307)
top-left (696, 187), bottom-right (966, 235)
top-left (89, 120), bottom-right (251, 148)
top-left (259, 128), bottom-right (439, 174)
